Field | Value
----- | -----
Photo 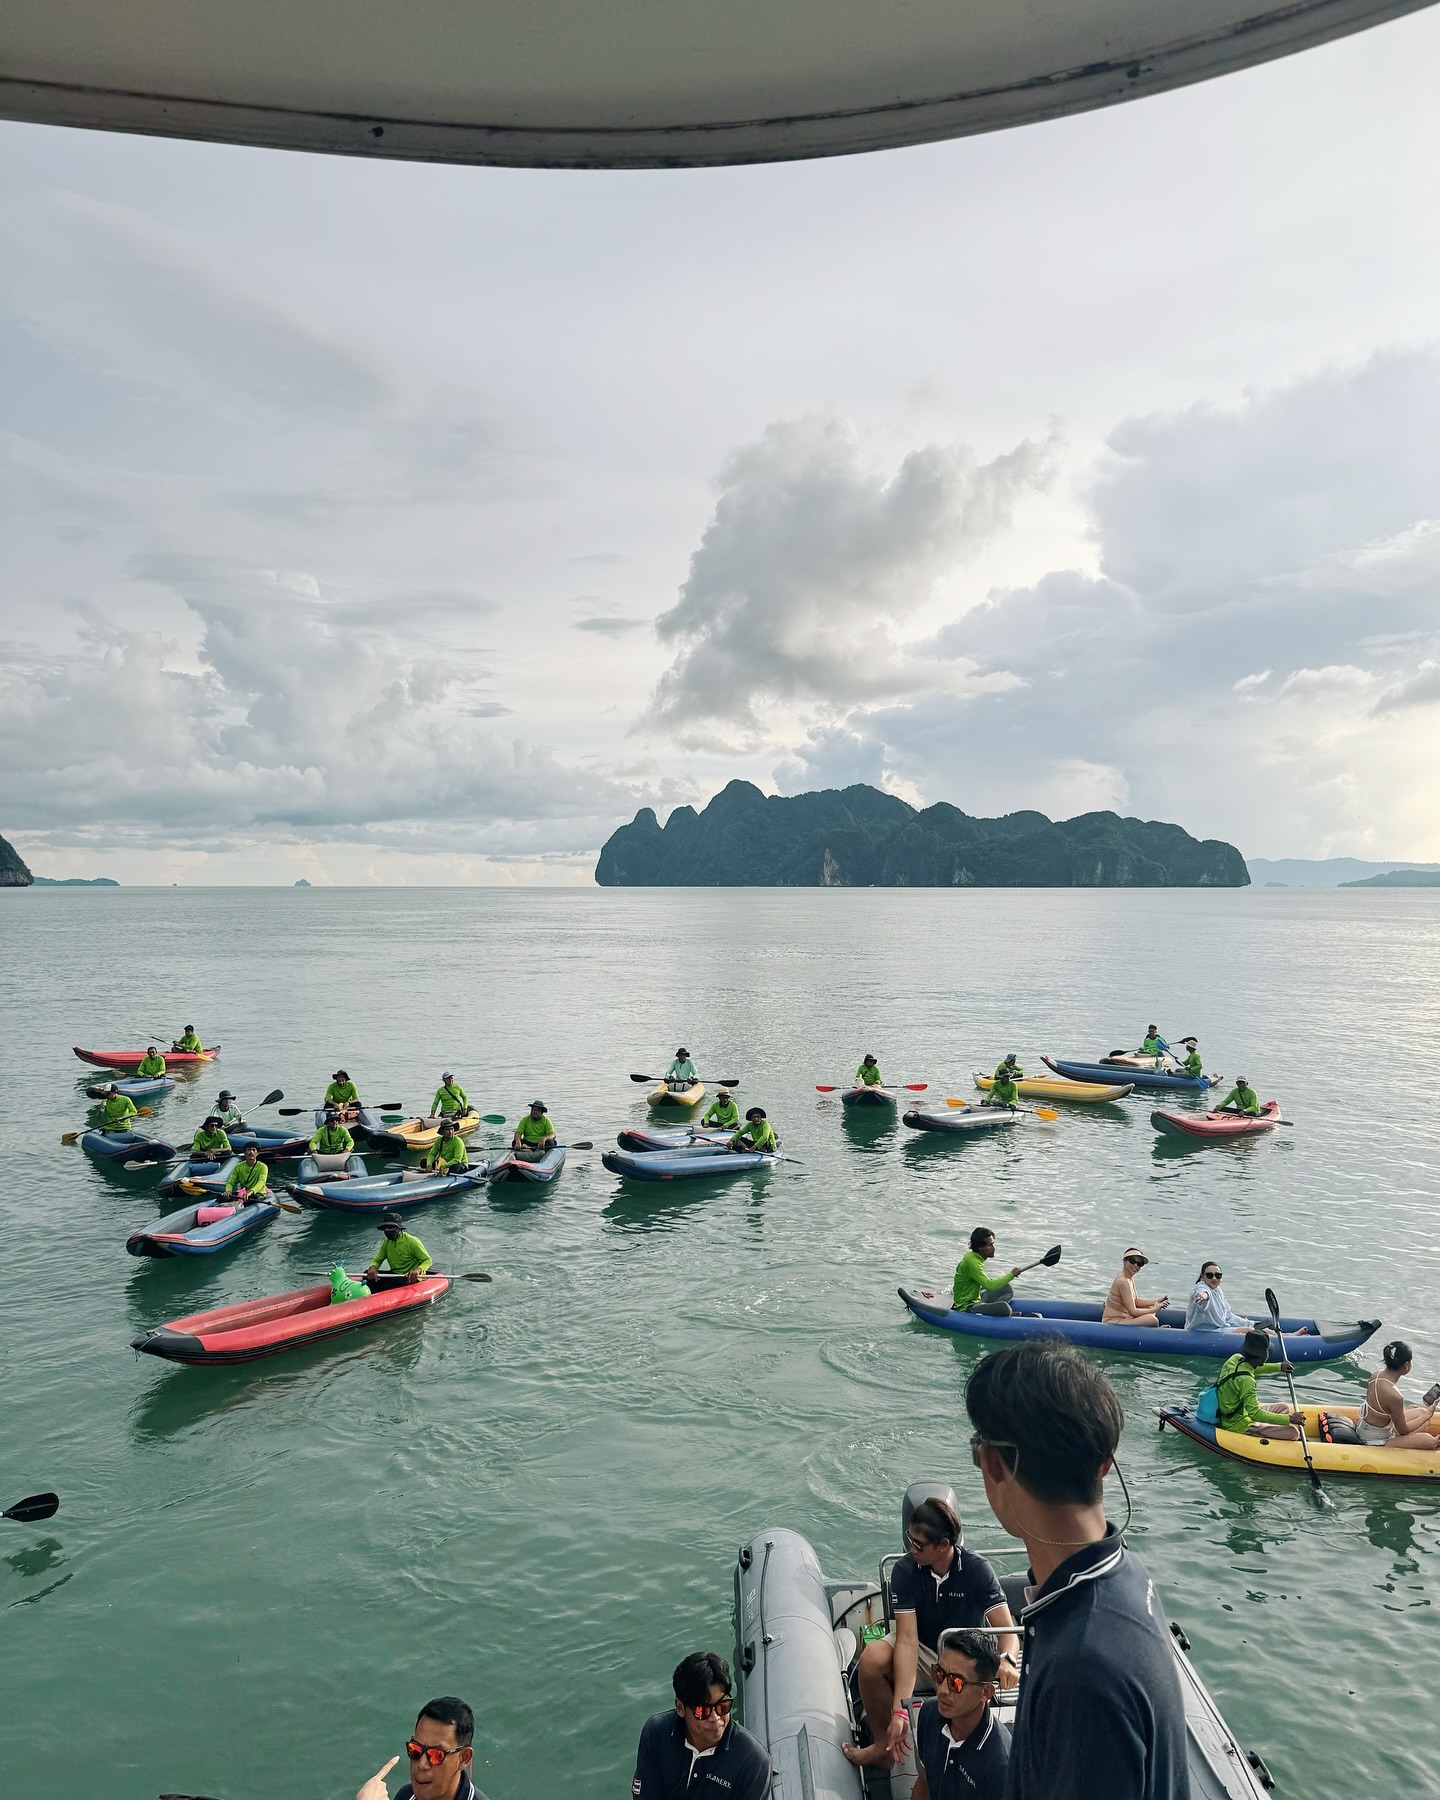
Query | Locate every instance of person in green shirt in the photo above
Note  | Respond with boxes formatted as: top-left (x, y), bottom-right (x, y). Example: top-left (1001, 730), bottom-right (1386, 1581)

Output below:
top-left (324, 1069), bottom-right (359, 1109)
top-left (172, 1026), bottom-right (204, 1053)
top-left (729, 1107), bottom-right (778, 1153)
top-left (136, 1046), bottom-right (167, 1078)
top-left (856, 1055), bottom-right (883, 1087)
top-left (214, 1089), bottom-right (245, 1129)
top-left (1179, 1041), bottom-right (1204, 1078)
top-left (223, 1145), bottom-right (269, 1204)
top-left (702, 1088), bottom-right (740, 1129)
top-left (1214, 1331), bottom-right (1304, 1439)
top-left (192, 1116), bottom-right (233, 1159)
top-left (953, 1227), bottom-right (1024, 1315)
top-left (1137, 1026), bottom-right (1171, 1059)
top-left (100, 1089), bottom-right (139, 1130)
top-left (993, 1054), bottom-right (1024, 1083)
top-left (666, 1049), bottom-right (699, 1090)
top-left (309, 1109), bottom-right (355, 1154)
top-left (984, 1073), bottom-right (1021, 1109)
top-left (422, 1120), bottom-right (470, 1170)
top-left (512, 1101), bottom-right (557, 1161)
top-left (1217, 1078), bottom-right (1261, 1116)
top-left (364, 1215), bottom-right (433, 1286)
top-left (431, 1072), bottom-right (469, 1116)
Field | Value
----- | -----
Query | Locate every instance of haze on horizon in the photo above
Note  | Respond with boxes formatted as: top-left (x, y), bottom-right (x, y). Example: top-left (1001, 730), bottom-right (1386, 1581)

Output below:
top-left (3, 12), bottom-right (1440, 886)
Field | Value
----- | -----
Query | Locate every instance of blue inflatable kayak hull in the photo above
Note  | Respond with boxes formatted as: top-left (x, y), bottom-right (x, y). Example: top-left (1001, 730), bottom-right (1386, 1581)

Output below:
top-left (488, 1146), bottom-right (566, 1183)
top-left (226, 1127), bottom-right (311, 1157)
top-left (126, 1198), bottom-right (280, 1257)
top-left (157, 1154), bottom-right (241, 1197)
top-left (81, 1129), bottom-right (177, 1163)
top-left (602, 1146), bottom-right (782, 1182)
top-left (898, 1289), bottom-right (1379, 1360)
top-left (86, 1075), bottom-right (175, 1101)
top-left (1044, 1056), bottom-right (1219, 1093)
top-left (290, 1167), bottom-right (484, 1213)
top-left (616, 1126), bottom-right (732, 1152)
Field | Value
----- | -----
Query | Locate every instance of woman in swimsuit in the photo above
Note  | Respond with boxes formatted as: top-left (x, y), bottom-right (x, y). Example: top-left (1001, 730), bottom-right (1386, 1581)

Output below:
top-left (1358, 1340), bottom-right (1440, 1449)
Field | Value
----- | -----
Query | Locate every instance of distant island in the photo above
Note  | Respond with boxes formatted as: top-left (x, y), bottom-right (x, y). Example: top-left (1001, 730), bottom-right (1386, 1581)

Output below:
top-left (1, 831), bottom-right (118, 886)
top-left (596, 781), bottom-right (1249, 887)
top-left (295, 878), bottom-right (312, 887)
top-left (1246, 856), bottom-right (1440, 886)
top-left (1339, 869), bottom-right (1440, 888)
top-left (33, 876), bottom-right (119, 886)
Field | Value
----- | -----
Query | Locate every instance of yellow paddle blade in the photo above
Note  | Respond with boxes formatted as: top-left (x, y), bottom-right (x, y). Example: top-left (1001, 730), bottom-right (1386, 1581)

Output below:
top-left (61, 1131), bottom-right (80, 1145)
top-left (945, 1097), bottom-right (969, 1108)
top-left (136, 1106), bottom-right (151, 1116)
top-left (1035, 1107), bottom-right (1059, 1121)
top-left (178, 1179), bottom-right (206, 1196)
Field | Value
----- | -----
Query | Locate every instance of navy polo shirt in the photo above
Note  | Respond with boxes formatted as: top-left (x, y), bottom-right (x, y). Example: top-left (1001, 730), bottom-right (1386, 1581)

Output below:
top-left (397, 1767), bottom-right (488, 1800)
top-left (632, 1710), bottom-right (773, 1799)
top-left (890, 1547), bottom-right (1007, 1650)
top-left (1006, 1528), bottom-right (1189, 1800)
top-left (915, 1700), bottom-right (1009, 1800)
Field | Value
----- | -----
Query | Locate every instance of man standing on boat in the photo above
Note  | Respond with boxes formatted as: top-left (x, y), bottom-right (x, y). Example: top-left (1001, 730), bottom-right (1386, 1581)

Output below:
top-left (632, 1650), bottom-right (772, 1800)
top-left (966, 1340), bottom-right (1189, 1800)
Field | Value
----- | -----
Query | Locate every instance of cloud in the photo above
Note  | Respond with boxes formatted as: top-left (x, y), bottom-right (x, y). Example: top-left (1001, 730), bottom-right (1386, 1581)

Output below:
top-left (645, 416), bottom-right (1052, 740)
top-left (1375, 658), bottom-right (1440, 712)
top-left (575, 616), bottom-right (646, 637)
top-left (570, 552), bottom-right (633, 566)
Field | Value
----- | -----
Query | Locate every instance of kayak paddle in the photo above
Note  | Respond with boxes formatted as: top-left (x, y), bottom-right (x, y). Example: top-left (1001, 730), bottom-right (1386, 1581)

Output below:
top-left (630, 1072), bottom-right (741, 1087)
top-left (1264, 1286), bottom-right (1326, 1504)
top-left (1014, 1244), bottom-right (1063, 1276)
top-left (301, 1270), bottom-right (493, 1282)
top-left (4, 1491), bottom-right (59, 1524)
top-left (259, 1088), bottom-right (284, 1106)
top-left (277, 1101), bottom-right (402, 1116)
top-left (816, 1082), bottom-right (927, 1092)
top-left (945, 1097), bottom-right (1059, 1122)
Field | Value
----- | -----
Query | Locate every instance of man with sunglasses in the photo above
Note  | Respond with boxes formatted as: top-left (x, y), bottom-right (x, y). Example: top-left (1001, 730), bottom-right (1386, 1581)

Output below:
top-left (966, 1341), bottom-right (1188, 1800)
top-left (843, 1496), bottom-right (1017, 1771)
top-left (355, 1695), bottom-right (487, 1800)
top-left (911, 1628), bottom-right (1009, 1800)
top-left (632, 1650), bottom-right (772, 1799)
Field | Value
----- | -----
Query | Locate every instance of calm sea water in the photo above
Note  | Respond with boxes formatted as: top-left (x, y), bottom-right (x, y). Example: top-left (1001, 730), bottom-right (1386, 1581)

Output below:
top-left (2, 886), bottom-right (1438, 1800)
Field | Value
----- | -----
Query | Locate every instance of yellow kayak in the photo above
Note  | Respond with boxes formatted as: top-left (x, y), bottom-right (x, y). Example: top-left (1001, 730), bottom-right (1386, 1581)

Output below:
top-left (378, 1109), bottom-right (481, 1150)
top-left (974, 1072), bottom-right (1133, 1104)
top-left (649, 1081), bottom-right (705, 1110)
top-left (1160, 1403), bottom-right (1440, 1485)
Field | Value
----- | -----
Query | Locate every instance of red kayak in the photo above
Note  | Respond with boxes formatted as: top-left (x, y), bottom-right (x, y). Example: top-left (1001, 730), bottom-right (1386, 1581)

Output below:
top-left (130, 1276), bottom-right (449, 1365)
top-left (75, 1044), bottom-right (219, 1069)
top-left (1152, 1100), bottom-right (1281, 1141)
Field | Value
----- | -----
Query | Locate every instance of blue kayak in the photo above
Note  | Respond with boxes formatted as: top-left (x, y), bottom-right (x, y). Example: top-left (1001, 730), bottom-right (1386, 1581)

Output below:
top-left (488, 1146), bottom-right (566, 1183)
top-left (81, 1128), bottom-right (177, 1164)
top-left (85, 1076), bottom-right (175, 1101)
top-left (616, 1125), bottom-right (732, 1153)
top-left (602, 1145), bottom-right (782, 1182)
top-left (898, 1288), bottom-right (1379, 1361)
top-left (289, 1166), bottom-right (484, 1214)
top-left (1044, 1056), bottom-right (1220, 1093)
top-left (126, 1197), bottom-right (280, 1257)
top-left (226, 1126), bottom-right (311, 1157)
top-left (293, 1152), bottom-right (368, 1184)
top-left (158, 1153), bottom-right (241, 1197)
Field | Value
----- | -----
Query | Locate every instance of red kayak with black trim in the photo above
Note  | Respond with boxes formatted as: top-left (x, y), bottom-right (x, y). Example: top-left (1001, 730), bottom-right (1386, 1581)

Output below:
top-left (1151, 1100), bottom-right (1282, 1141)
top-left (130, 1276), bottom-right (449, 1365)
top-left (75, 1044), bottom-right (219, 1069)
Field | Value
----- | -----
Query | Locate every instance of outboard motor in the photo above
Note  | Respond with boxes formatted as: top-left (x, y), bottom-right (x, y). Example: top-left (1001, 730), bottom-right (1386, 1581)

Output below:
top-left (901, 1479), bottom-right (963, 1546)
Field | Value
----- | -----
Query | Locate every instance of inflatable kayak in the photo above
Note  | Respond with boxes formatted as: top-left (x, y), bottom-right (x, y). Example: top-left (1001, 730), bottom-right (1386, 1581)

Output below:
top-left (225, 1126), bottom-right (311, 1158)
top-left (126, 1197), bottom-right (279, 1257)
top-left (81, 1128), bottom-right (177, 1164)
top-left (898, 1288), bottom-right (1379, 1361)
top-left (648, 1080), bottom-right (705, 1109)
top-left (616, 1125), bottom-right (732, 1153)
top-left (294, 1152), bottom-right (368, 1183)
top-left (602, 1145), bottom-right (781, 1182)
top-left (359, 1109), bottom-right (481, 1152)
top-left (488, 1145), bottom-right (566, 1183)
top-left (1160, 1402), bottom-right (1440, 1485)
top-left (74, 1045), bottom-right (218, 1069)
top-left (902, 1105), bottom-right (1023, 1134)
top-left (1044, 1055), bottom-right (1218, 1093)
top-left (290, 1166), bottom-right (484, 1214)
top-left (158, 1153), bottom-right (244, 1198)
top-left (131, 1276), bottom-right (450, 1365)
top-left (1152, 1101), bottom-right (1281, 1141)
top-left (733, 1487), bottom-right (1273, 1800)
top-left (85, 1075), bottom-right (175, 1101)
top-left (975, 1071), bottom-right (1132, 1103)
top-left (841, 1084), bottom-right (901, 1108)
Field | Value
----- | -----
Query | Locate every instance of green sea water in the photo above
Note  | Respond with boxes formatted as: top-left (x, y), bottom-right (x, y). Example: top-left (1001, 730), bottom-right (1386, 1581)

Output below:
top-left (2, 885), bottom-right (1438, 1800)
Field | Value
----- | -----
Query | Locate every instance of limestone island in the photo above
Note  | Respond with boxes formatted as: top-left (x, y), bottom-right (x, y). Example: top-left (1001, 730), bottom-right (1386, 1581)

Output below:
top-left (596, 781), bottom-right (1249, 887)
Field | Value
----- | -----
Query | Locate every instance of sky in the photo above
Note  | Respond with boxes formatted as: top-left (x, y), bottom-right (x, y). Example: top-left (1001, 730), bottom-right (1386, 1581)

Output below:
top-left (2, 10), bottom-right (1439, 884)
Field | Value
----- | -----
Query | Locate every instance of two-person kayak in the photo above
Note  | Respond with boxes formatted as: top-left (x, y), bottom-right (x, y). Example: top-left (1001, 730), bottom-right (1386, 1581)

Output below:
top-left (974, 1071), bottom-right (1132, 1103)
top-left (617, 1125), bottom-right (732, 1153)
top-left (131, 1276), bottom-right (450, 1365)
top-left (126, 1197), bottom-right (280, 1257)
top-left (602, 1144), bottom-right (781, 1182)
top-left (1044, 1055), bottom-right (1219, 1093)
top-left (85, 1075), bottom-right (175, 1102)
top-left (81, 1128), bottom-right (177, 1164)
top-left (289, 1166), bottom-right (484, 1213)
top-left (487, 1146), bottom-right (566, 1183)
top-left (1152, 1102), bottom-right (1282, 1141)
top-left (74, 1045), bottom-right (218, 1069)
top-left (903, 1105), bottom-right (1026, 1135)
top-left (1159, 1402), bottom-right (1440, 1485)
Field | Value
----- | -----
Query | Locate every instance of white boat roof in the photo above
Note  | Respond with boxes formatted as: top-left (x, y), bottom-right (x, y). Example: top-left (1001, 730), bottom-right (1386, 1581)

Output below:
top-left (2, 0), bottom-right (1434, 168)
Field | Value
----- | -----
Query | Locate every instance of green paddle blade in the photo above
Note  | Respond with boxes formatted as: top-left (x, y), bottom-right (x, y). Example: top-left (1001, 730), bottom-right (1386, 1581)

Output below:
top-left (481, 1113), bottom-right (506, 1124)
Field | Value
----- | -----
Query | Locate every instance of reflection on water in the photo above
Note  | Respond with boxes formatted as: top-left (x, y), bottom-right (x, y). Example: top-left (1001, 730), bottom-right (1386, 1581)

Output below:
top-left (5, 1537), bottom-right (64, 1580)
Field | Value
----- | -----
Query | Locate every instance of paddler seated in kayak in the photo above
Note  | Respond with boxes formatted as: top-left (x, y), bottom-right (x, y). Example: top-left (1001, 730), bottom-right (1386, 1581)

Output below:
top-left (422, 1118), bottom-right (471, 1170)
top-left (98, 1087), bottom-right (139, 1131)
top-left (223, 1144), bottom-right (269, 1206)
top-left (1100, 1248), bottom-right (1172, 1327)
top-left (981, 1069), bottom-right (1020, 1109)
top-left (1136, 1025), bottom-right (1171, 1060)
top-left (1215, 1331), bottom-right (1305, 1440)
top-left (431, 1071), bottom-right (469, 1117)
top-left (992, 1053), bottom-right (1023, 1083)
top-left (136, 1045), bottom-right (167, 1078)
top-left (364, 1214), bottom-right (433, 1287)
top-left (171, 1025), bottom-right (203, 1053)
top-left (191, 1115), bottom-right (233, 1160)
top-left (1216, 1077), bottom-right (1261, 1116)
top-left (856, 1054), bottom-right (884, 1087)
top-left (511, 1100), bottom-right (556, 1161)
top-left (909, 1628), bottom-right (1011, 1800)
top-left (1179, 1039), bottom-right (1204, 1078)
top-left (309, 1108), bottom-right (356, 1155)
top-left (953, 1228), bottom-right (1024, 1316)
top-left (214, 1089), bottom-right (245, 1129)
top-left (1184, 1261), bottom-right (1256, 1333)
top-left (842, 1495), bottom-right (1018, 1772)
top-left (666, 1048), bottom-right (698, 1091)
top-left (701, 1088), bottom-right (740, 1129)
top-left (325, 1069), bottom-right (360, 1114)
top-left (729, 1107), bottom-right (778, 1153)
top-left (1357, 1341), bottom-right (1440, 1449)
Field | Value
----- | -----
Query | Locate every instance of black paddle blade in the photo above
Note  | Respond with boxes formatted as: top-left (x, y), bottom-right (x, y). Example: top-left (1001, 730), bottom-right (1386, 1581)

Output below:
top-left (260, 1088), bottom-right (283, 1106)
top-left (3, 1492), bottom-right (59, 1523)
top-left (1040, 1244), bottom-right (1063, 1267)
top-left (277, 1107), bottom-right (306, 1116)
top-left (569, 1141), bottom-right (594, 1150)
top-left (1264, 1287), bottom-right (1281, 1318)
top-left (462, 1272), bottom-right (494, 1282)
top-left (629, 1073), bottom-right (657, 1083)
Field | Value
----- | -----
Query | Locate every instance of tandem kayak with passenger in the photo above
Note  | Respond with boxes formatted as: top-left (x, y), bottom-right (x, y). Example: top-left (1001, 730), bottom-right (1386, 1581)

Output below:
top-left (616, 1124), bottom-right (732, 1153)
top-left (1044, 1055), bottom-right (1218, 1093)
top-left (732, 1482), bottom-right (1274, 1800)
top-left (130, 1276), bottom-right (451, 1365)
top-left (74, 1045), bottom-right (218, 1069)
top-left (126, 1197), bottom-right (280, 1257)
top-left (602, 1144), bottom-right (781, 1182)
top-left (487, 1145), bottom-right (566, 1183)
top-left (902, 1105), bottom-right (1025, 1135)
top-left (974, 1071), bottom-right (1133, 1103)
top-left (1159, 1402), bottom-right (1440, 1486)
top-left (289, 1165), bottom-right (484, 1213)
top-left (898, 1288), bottom-right (1379, 1361)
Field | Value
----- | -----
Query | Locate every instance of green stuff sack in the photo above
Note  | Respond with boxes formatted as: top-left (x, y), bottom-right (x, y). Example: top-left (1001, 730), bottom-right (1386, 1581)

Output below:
top-left (328, 1265), bottom-right (370, 1305)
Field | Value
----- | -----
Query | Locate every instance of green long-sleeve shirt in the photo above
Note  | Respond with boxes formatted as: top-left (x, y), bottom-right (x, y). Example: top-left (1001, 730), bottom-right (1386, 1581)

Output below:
top-left (175, 1033), bottom-right (203, 1053)
top-left (733, 1120), bottom-right (778, 1152)
top-left (422, 1134), bottom-right (469, 1169)
top-left (1218, 1085), bottom-right (1261, 1115)
top-left (102, 1093), bottom-right (138, 1129)
top-left (309, 1123), bottom-right (355, 1153)
top-left (192, 1127), bottom-right (233, 1156)
top-left (702, 1099), bottom-right (740, 1127)
top-left (137, 1053), bottom-right (167, 1077)
top-left (324, 1080), bottom-right (359, 1107)
top-left (994, 1061), bottom-right (1024, 1082)
top-left (432, 1082), bottom-right (469, 1115)
top-left (856, 1063), bottom-right (883, 1086)
top-left (953, 1251), bottom-right (1015, 1311)
top-left (224, 1158), bottom-right (269, 1199)
top-left (989, 1077), bottom-right (1020, 1107)
top-left (1215, 1354), bottom-right (1291, 1431)
top-left (1183, 1051), bottom-right (1204, 1076)
top-left (370, 1232), bottom-right (431, 1275)
top-left (516, 1113), bottom-right (554, 1147)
